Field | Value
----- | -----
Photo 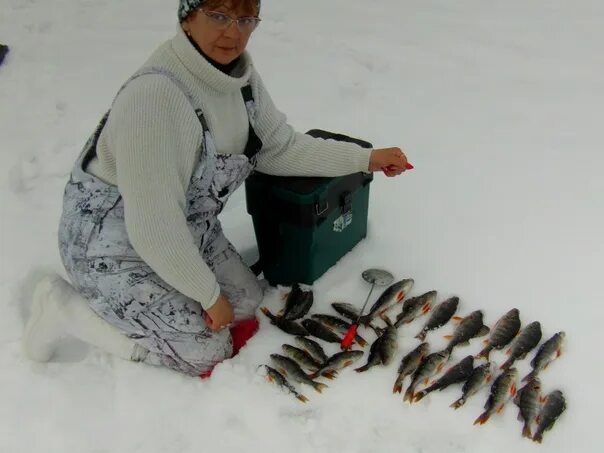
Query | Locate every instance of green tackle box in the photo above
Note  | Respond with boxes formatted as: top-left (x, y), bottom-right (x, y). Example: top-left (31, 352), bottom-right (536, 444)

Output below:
top-left (245, 129), bottom-right (373, 286)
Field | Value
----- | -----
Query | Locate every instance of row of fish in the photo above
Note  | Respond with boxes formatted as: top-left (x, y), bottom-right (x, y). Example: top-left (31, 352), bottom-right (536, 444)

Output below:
top-left (392, 341), bottom-right (566, 442)
top-left (377, 299), bottom-right (567, 444)
top-left (259, 278), bottom-right (567, 444)
top-left (262, 336), bottom-right (365, 402)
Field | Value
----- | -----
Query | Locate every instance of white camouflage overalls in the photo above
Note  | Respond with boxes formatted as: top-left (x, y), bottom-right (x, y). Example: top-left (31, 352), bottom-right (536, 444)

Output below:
top-left (58, 67), bottom-right (264, 376)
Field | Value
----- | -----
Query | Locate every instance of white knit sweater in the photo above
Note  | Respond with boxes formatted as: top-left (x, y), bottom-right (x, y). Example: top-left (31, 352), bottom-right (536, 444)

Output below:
top-left (86, 27), bottom-right (373, 310)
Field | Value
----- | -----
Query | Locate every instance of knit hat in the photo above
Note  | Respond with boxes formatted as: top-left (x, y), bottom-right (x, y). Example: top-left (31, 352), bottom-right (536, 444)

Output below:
top-left (178, 0), bottom-right (261, 23)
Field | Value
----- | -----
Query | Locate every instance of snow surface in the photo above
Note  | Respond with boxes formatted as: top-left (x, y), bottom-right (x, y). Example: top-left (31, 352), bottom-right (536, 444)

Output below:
top-left (1, 0), bottom-right (603, 452)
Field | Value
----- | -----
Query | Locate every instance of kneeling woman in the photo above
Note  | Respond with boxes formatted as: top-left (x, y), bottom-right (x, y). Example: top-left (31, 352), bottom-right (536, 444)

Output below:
top-left (23, 0), bottom-right (409, 377)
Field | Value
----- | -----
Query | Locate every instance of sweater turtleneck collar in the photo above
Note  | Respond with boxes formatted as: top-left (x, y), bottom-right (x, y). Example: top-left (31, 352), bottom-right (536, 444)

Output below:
top-left (171, 26), bottom-right (253, 93)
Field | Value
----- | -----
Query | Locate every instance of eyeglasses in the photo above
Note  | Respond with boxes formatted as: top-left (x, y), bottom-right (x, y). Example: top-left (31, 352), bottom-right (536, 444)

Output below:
top-left (200, 9), bottom-right (261, 34)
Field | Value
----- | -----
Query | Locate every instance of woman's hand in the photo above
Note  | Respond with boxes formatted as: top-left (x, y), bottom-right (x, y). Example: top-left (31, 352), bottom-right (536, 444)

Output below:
top-left (369, 147), bottom-right (409, 177)
top-left (204, 294), bottom-right (234, 331)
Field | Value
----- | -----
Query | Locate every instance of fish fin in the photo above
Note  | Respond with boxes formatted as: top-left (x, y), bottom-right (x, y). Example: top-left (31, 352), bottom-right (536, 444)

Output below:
top-left (505, 348), bottom-right (511, 355)
top-left (422, 303), bottom-right (431, 314)
top-left (396, 291), bottom-right (406, 302)
top-left (415, 331), bottom-right (427, 341)
top-left (266, 375), bottom-right (274, 383)
top-left (510, 383), bottom-right (517, 397)
top-left (452, 316), bottom-right (463, 321)
top-left (413, 392), bottom-right (426, 403)
top-left (437, 363), bottom-right (445, 373)
top-left (478, 325), bottom-right (490, 337)
top-left (313, 382), bottom-right (328, 394)
top-left (450, 398), bottom-right (465, 409)
top-left (260, 307), bottom-right (273, 319)
top-left (354, 335), bottom-right (367, 348)
top-left (543, 362), bottom-right (550, 370)
top-left (486, 374), bottom-right (492, 383)
top-left (539, 396), bottom-right (546, 404)
top-left (533, 433), bottom-right (543, 444)
top-left (473, 412), bottom-right (490, 425)
top-left (556, 349), bottom-right (562, 358)
top-left (423, 378), bottom-right (429, 385)
top-left (381, 315), bottom-right (394, 327)
top-left (343, 360), bottom-right (354, 367)
top-left (322, 371), bottom-right (337, 380)
top-left (443, 335), bottom-right (453, 340)
top-left (296, 394), bottom-right (309, 403)
top-left (522, 423), bottom-right (532, 438)
top-left (496, 404), bottom-right (505, 414)
top-left (403, 389), bottom-right (414, 402)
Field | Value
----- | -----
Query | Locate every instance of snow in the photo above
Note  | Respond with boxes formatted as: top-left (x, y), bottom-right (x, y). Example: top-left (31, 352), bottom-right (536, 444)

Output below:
top-left (1, 0), bottom-right (603, 452)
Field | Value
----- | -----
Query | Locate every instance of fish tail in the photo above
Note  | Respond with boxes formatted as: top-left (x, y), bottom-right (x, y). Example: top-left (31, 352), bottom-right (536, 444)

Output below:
top-left (450, 398), bottom-right (465, 409)
top-left (403, 387), bottom-right (415, 402)
top-left (296, 394), bottom-right (309, 403)
top-left (393, 382), bottom-right (403, 394)
top-left (355, 336), bottom-right (368, 347)
top-left (312, 382), bottom-right (328, 394)
top-left (476, 346), bottom-right (491, 360)
top-left (500, 357), bottom-right (513, 370)
top-left (415, 330), bottom-right (426, 341)
top-left (522, 423), bottom-right (533, 439)
top-left (521, 370), bottom-right (536, 382)
top-left (322, 371), bottom-right (337, 380)
top-left (473, 411), bottom-right (491, 425)
top-left (260, 307), bottom-right (275, 321)
top-left (413, 391), bottom-right (427, 403)
top-left (355, 364), bottom-right (369, 373)
top-left (532, 432), bottom-right (543, 443)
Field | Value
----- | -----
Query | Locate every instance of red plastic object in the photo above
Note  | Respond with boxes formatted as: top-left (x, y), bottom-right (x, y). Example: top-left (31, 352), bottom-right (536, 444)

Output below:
top-left (340, 324), bottom-right (358, 350)
top-left (199, 318), bottom-right (259, 380)
top-left (230, 318), bottom-right (260, 356)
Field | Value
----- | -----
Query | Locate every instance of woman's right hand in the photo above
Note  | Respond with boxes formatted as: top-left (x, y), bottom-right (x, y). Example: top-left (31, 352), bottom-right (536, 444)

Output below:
top-left (204, 294), bottom-right (234, 331)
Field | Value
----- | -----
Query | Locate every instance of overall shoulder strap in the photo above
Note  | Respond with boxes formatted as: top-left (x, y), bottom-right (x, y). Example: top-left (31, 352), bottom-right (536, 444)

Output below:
top-left (240, 83), bottom-right (263, 159)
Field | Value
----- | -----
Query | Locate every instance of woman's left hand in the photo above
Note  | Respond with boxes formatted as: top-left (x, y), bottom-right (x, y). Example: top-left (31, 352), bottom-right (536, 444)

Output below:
top-left (368, 147), bottom-right (409, 177)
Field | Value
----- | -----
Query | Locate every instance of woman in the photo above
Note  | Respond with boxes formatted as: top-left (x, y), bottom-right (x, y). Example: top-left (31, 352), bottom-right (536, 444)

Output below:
top-left (23, 0), bottom-right (409, 377)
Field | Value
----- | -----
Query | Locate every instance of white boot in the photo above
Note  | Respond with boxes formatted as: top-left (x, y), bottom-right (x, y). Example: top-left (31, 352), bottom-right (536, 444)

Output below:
top-left (23, 274), bottom-right (148, 363)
